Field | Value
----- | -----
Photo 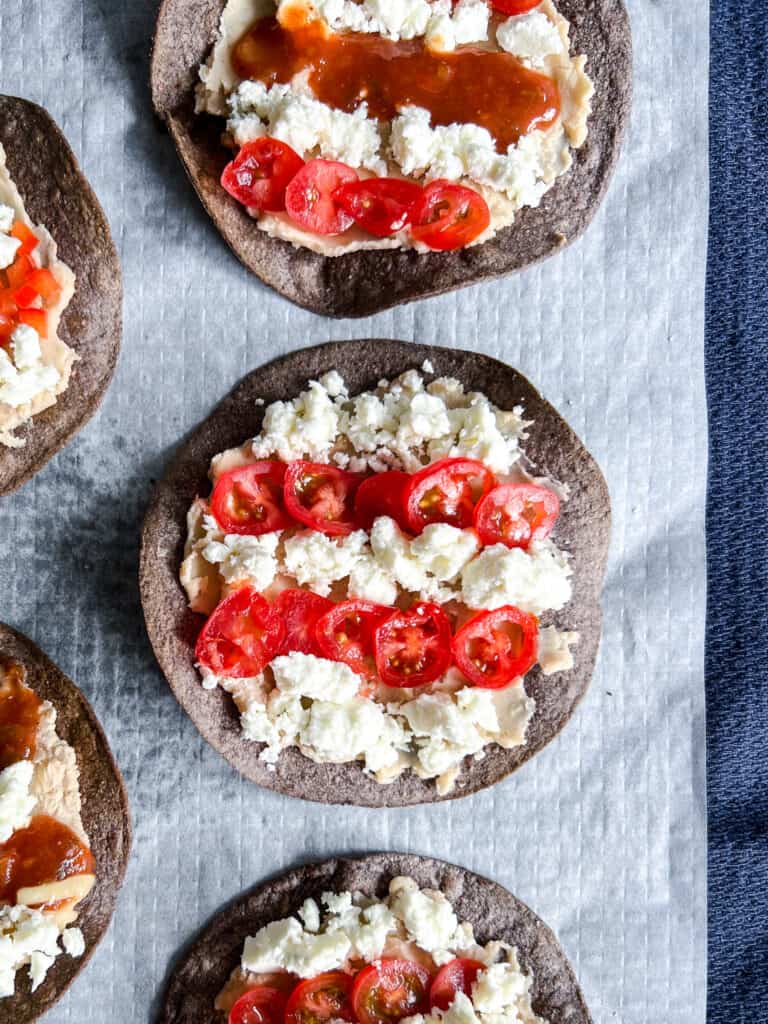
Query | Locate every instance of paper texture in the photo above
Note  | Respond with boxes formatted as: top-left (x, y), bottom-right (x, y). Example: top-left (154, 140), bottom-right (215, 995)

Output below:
top-left (0, 1), bottom-right (708, 1021)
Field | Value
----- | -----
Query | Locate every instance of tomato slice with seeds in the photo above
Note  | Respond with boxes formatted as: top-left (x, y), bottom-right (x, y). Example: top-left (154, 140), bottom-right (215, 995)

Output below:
top-left (275, 589), bottom-right (334, 657)
top-left (316, 599), bottom-right (392, 676)
top-left (221, 138), bottom-right (305, 212)
top-left (285, 160), bottom-right (359, 235)
top-left (285, 971), bottom-right (356, 1024)
top-left (211, 461), bottom-right (291, 536)
top-left (195, 586), bottom-right (285, 678)
top-left (229, 987), bottom-right (288, 1024)
top-left (353, 471), bottom-right (412, 532)
top-left (452, 606), bottom-right (538, 689)
top-left (429, 959), bottom-right (485, 1011)
top-left (490, 0), bottom-right (542, 13)
top-left (404, 458), bottom-right (496, 533)
top-left (352, 959), bottom-right (432, 1024)
top-left (474, 483), bottom-right (560, 549)
top-left (24, 267), bottom-right (62, 306)
top-left (374, 602), bottom-right (453, 687)
top-left (410, 181), bottom-right (490, 251)
top-left (284, 461), bottom-right (363, 536)
top-left (334, 178), bottom-right (423, 237)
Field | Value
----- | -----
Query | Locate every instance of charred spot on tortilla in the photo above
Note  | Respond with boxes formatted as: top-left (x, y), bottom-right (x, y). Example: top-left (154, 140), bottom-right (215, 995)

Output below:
top-left (0, 623), bottom-right (131, 1024)
top-left (140, 339), bottom-right (610, 807)
top-left (0, 96), bottom-right (122, 496)
top-left (150, 0), bottom-right (631, 316)
top-left (159, 854), bottom-right (592, 1024)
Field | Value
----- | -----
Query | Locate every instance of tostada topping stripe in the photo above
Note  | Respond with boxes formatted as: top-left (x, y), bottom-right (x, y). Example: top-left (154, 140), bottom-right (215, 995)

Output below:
top-left (232, 15), bottom-right (561, 153)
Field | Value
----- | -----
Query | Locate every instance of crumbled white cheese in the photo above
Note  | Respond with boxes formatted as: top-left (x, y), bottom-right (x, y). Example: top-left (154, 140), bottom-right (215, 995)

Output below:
top-left (60, 927), bottom-right (86, 958)
top-left (271, 652), bottom-right (361, 703)
top-left (202, 531), bottom-right (281, 589)
top-left (390, 105), bottom-right (571, 207)
top-left (0, 905), bottom-right (76, 997)
top-left (302, 697), bottom-right (407, 773)
top-left (399, 688), bottom-right (497, 776)
top-left (251, 379), bottom-right (342, 462)
top-left (242, 916), bottom-right (352, 978)
top-left (390, 877), bottom-right (459, 952)
top-left (370, 516), bottom-right (477, 600)
top-left (248, 371), bottom-right (526, 475)
top-left (10, 324), bottom-right (42, 370)
top-left (0, 203), bottom-right (14, 233)
top-left (0, 231), bottom-right (20, 270)
top-left (227, 79), bottom-right (385, 173)
top-left (322, 892), bottom-right (398, 961)
top-left (426, 0), bottom-right (490, 52)
top-left (0, 760), bottom-right (35, 843)
top-left (283, 530), bottom-right (369, 596)
top-left (471, 961), bottom-right (528, 1012)
top-left (461, 539), bottom-right (572, 615)
top-left (347, 554), bottom-right (398, 606)
top-left (496, 11), bottom-right (563, 66)
top-left (299, 899), bottom-right (321, 933)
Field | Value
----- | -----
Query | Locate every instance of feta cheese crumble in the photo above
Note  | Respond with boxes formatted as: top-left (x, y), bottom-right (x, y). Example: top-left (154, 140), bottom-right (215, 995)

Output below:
top-left (0, 761), bottom-right (35, 844)
top-left (183, 369), bottom-right (578, 793)
top-left (218, 878), bottom-right (548, 1024)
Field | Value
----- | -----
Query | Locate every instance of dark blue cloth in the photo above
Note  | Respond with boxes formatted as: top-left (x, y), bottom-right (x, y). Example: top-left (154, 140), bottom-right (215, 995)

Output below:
top-left (707, 2), bottom-right (768, 1018)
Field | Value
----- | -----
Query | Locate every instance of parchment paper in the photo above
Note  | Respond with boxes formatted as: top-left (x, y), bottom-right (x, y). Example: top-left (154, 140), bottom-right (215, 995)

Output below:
top-left (0, 1), bottom-right (708, 1021)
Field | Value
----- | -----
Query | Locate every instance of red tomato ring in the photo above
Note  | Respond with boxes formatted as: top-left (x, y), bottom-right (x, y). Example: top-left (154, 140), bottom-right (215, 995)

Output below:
top-left (351, 959), bottom-right (433, 1024)
top-left (373, 602), bottom-right (453, 687)
top-left (284, 971), bottom-right (355, 1024)
top-left (195, 586), bottom-right (285, 679)
top-left (211, 461), bottom-right (292, 536)
top-left (283, 461), bottom-right (364, 536)
top-left (404, 457), bottom-right (496, 534)
top-left (473, 482), bottom-right (560, 549)
top-left (452, 606), bottom-right (538, 689)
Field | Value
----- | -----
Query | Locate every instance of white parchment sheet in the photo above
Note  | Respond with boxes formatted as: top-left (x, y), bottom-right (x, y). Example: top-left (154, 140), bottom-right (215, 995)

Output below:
top-left (0, 1), bottom-right (708, 1021)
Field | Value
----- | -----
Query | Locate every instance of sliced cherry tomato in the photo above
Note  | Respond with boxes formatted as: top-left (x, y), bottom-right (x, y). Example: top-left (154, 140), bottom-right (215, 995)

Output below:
top-left (5, 254), bottom-right (35, 290)
top-left (221, 138), bottom-right (305, 212)
top-left (285, 160), bottom-right (358, 235)
top-left (17, 308), bottom-right (47, 338)
top-left (229, 987), bottom-right (288, 1024)
top-left (334, 178), bottom-right (423, 237)
top-left (316, 599), bottom-right (391, 676)
top-left (284, 461), bottom-right (363, 536)
top-left (404, 458), bottom-right (496, 533)
top-left (374, 602), bottom-right (453, 687)
top-left (211, 461), bottom-right (291, 535)
top-left (275, 589), bottom-right (334, 657)
top-left (490, 0), bottom-right (542, 13)
top-left (410, 181), bottom-right (490, 251)
top-left (24, 267), bottom-right (62, 306)
top-left (352, 959), bottom-right (432, 1024)
top-left (353, 471), bottom-right (411, 531)
top-left (10, 221), bottom-right (38, 257)
top-left (429, 959), bottom-right (485, 1012)
top-left (285, 971), bottom-right (355, 1024)
top-left (452, 606), bottom-right (538, 689)
top-left (195, 586), bottom-right (285, 678)
top-left (474, 483), bottom-right (560, 549)
top-left (12, 283), bottom-right (38, 309)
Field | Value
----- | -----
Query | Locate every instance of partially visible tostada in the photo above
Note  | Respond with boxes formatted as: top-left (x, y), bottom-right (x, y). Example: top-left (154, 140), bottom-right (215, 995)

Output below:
top-left (160, 853), bottom-right (591, 1024)
top-left (140, 340), bottom-right (610, 806)
top-left (0, 623), bottom-right (131, 1024)
top-left (151, 0), bottom-right (631, 315)
top-left (0, 97), bottom-right (122, 495)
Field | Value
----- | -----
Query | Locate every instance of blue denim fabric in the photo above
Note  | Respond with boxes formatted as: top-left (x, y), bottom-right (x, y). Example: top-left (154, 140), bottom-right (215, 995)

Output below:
top-left (707, 2), bottom-right (768, 1018)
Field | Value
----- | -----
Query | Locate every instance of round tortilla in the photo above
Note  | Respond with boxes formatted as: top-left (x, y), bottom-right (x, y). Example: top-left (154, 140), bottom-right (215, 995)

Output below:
top-left (140, 339), bottom-right (610, 806)
top-left (150, 0), bottom-right (631, 317)
top-left (0, 623), bottom-right (132, 1024)
top-left (0, 97), bottom-right (122, 496)
top-left (160, 853), bottom-right (591, 1023)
